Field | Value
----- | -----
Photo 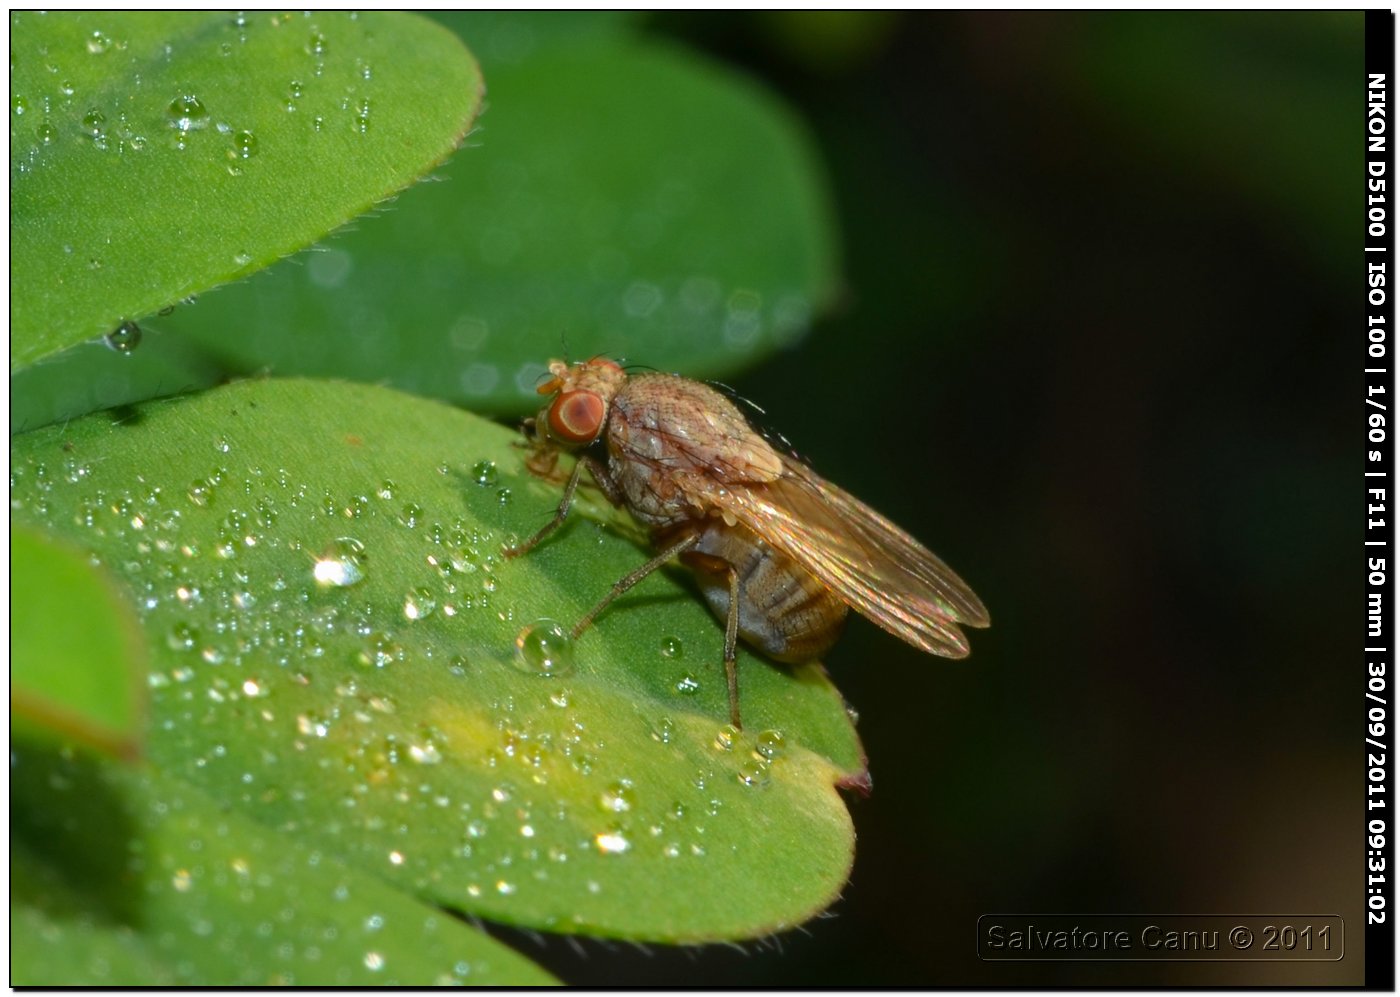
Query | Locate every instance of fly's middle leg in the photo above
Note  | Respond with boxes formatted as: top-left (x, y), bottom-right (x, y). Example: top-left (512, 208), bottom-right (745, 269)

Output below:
top-left (569, 532), bottom-right (700, 640)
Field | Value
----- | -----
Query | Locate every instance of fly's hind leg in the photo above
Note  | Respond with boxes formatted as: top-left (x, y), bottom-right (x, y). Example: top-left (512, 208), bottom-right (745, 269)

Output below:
top-left (723, 563), bottom-right (742, 730)
top-left (680, 547), bottom-right (744, 730)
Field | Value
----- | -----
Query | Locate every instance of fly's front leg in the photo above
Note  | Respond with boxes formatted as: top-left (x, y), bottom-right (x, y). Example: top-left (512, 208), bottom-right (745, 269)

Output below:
top-left (504, 454), bottom-right (613, 558)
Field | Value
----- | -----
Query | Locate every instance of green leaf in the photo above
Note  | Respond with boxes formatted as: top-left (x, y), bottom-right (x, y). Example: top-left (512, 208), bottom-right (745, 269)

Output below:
top-left (9, 11), bottom-right (483, 370)
top-left (12, 524), bottom-right (146, 760)
top-left (11, 742), bottom-right (559, 985)
top-left (10, 378), bottom-right (865, 943)
top-left (10, 323), bottom-right (229, 436)
top-left (151, 27), bottom-right (840, 414)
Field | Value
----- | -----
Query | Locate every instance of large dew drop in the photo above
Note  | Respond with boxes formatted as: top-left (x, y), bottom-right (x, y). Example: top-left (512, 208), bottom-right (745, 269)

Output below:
top-left (512, 620), bottom-right (574, 677)
top-left (593, 828), bottom-right (631, 855)
top-left (313, 537), bottom-right (367, 588)
top-left (166, 94), bottom-right (209, 133)
top-left (104, 320), bottom-right (141, 354)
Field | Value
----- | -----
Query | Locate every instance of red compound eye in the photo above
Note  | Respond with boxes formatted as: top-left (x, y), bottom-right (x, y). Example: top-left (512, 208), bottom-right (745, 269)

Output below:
top-left (548, 390), bottom-right (606, 444)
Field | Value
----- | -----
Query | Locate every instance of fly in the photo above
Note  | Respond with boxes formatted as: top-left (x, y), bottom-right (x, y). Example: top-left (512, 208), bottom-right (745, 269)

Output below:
top-left (504, 357), bottom-right (990, 728)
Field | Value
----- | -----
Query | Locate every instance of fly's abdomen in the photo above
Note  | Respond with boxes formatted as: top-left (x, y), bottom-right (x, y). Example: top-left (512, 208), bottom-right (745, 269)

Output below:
top-left (681, 521), bottom-right (847, 663)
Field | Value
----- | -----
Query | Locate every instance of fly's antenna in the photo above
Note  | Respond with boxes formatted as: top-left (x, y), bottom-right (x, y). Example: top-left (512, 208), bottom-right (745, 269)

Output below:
top-left (531, 368), bottom-right (555, 391)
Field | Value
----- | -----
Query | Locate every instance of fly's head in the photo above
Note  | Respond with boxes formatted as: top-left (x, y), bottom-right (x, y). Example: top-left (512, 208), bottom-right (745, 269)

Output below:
top-left (531, 357), bottom-right (627, 452)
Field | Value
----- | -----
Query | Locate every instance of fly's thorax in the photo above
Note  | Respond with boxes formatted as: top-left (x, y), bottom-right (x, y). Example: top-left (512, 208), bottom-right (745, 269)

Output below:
top-left (604, 444), bottom-right (695, 528)
top-left (608, 373), bottom-right (784, 482)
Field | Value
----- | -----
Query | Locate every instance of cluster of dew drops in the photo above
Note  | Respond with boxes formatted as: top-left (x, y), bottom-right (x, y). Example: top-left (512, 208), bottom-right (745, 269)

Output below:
top-left (13, 11), bottom-right (377, 196)
top-left (11, 420), bottom-right (801, 916)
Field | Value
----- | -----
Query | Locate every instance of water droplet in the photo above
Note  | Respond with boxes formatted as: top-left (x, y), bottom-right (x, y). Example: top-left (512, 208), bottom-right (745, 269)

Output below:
top-left (36, 121), bottom-right (56, 145)
top-left (660, 635), bottom-right (684, 659)
top-left (402, 587), bottom-right (437, 621)
top-left (713, 724), bottom-right (739, 752)
top-left (355, 633), bottom-right (402, 669)
top-left (408, 740), bottom-right (441, 765)
top-left (104, 320), bottom-right (141, 354)
top-left (594, 829), bottom-right (631, 855)
top-left (472, 460), bottom-right (498, 487)
top-left (363, 951), bottom-right (384, 972)
top-left (674, 672), bottom-right (700, 695)
top-left (12, 95), bottom-right (28, 115)
top-left (737, 757), bottom-right (772, 788)
top-left (447, 654), bottom-right (468, 677)
top-left (81, 107), bottom-right (106, 138)
top-left (306, 32), bottom-right (327, 56)
top-left (288, 79), bottom-right (304, 99)
top-left (313, 537), bottom-right (366, 588)
top-left (166, 94), bottom-right (209, 133)
top-left (172, 868), bottom-right (193, 892)
top-left (187, 478), bottom-right (215, 507)
top-left (233, 251), bottom-right (253, 266)
top-left (86, 30), bottom-right (112, 54)
top-left (599, 781), bottom-right (635, 814)
top-left (496, 487), bottom-right (512, 506)
top-left (230, 129), bottom-right (258, 159)
top-left (297, 712), bottom-right (331, 738)
top-left (398, 502), bottom-right (422, 528)
top-left (754, 729), bottom-right (787, 761)
top-left (513, 621), bottom-right (574, 677)
top-left (166, 622), bottom-right (198, 651)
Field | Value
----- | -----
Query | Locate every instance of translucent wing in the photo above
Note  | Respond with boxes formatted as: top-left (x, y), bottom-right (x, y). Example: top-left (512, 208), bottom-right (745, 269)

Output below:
top-left (684, 455), bottom-right (990, 657)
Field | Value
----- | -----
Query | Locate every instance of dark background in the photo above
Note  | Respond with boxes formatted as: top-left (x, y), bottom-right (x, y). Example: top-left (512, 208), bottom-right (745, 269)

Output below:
top-left (490, 10), bottom-right (1365, 986)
